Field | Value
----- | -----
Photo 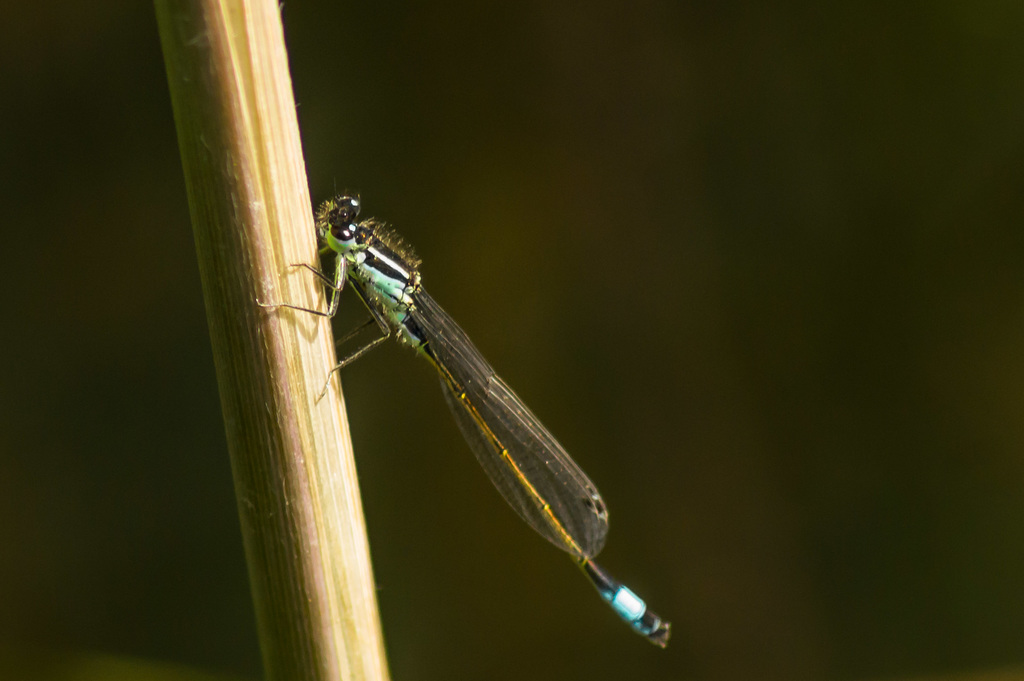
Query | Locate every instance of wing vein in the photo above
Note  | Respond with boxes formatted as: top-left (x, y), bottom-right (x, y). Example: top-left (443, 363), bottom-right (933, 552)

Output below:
top-left (409, 289), bottom-right (608, 558)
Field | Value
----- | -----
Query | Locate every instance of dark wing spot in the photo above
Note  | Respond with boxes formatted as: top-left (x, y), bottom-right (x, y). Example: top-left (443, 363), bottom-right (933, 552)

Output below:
top-left (583, 495), bottom-right (608, 519)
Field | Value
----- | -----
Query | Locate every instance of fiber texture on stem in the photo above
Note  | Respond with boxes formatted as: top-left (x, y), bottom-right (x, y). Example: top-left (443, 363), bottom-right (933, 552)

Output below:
top-left (155, 1), bottom-right (390, 679)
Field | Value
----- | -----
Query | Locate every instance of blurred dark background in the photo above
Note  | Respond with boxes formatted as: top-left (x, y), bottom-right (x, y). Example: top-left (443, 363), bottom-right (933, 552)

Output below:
top-left (2, 1), bottom-right (1023, 680)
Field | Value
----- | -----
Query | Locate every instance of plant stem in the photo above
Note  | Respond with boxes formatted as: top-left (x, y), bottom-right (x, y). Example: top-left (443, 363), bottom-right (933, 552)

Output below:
top-left (154, 1), bottom-right (390, 679)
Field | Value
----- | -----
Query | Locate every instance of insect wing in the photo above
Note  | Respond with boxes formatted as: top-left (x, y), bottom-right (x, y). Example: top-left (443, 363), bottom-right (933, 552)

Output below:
top-left (411, 290), bottom-right (609, 558)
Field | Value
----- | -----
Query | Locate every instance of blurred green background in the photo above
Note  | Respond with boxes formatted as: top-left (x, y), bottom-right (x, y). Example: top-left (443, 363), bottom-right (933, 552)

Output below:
top-left (2, 1), bottom-right (1023, 680)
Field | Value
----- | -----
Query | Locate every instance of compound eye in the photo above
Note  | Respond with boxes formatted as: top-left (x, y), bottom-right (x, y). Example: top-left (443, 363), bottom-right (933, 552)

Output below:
top-left (331, 195), bottom-right (361, 226)
top-left (331, 222), bottom-right (356, 244)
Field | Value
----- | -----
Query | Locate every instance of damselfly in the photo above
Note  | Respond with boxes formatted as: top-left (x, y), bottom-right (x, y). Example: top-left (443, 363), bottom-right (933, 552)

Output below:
top-left (262, 194), bottom-right (670, 647)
